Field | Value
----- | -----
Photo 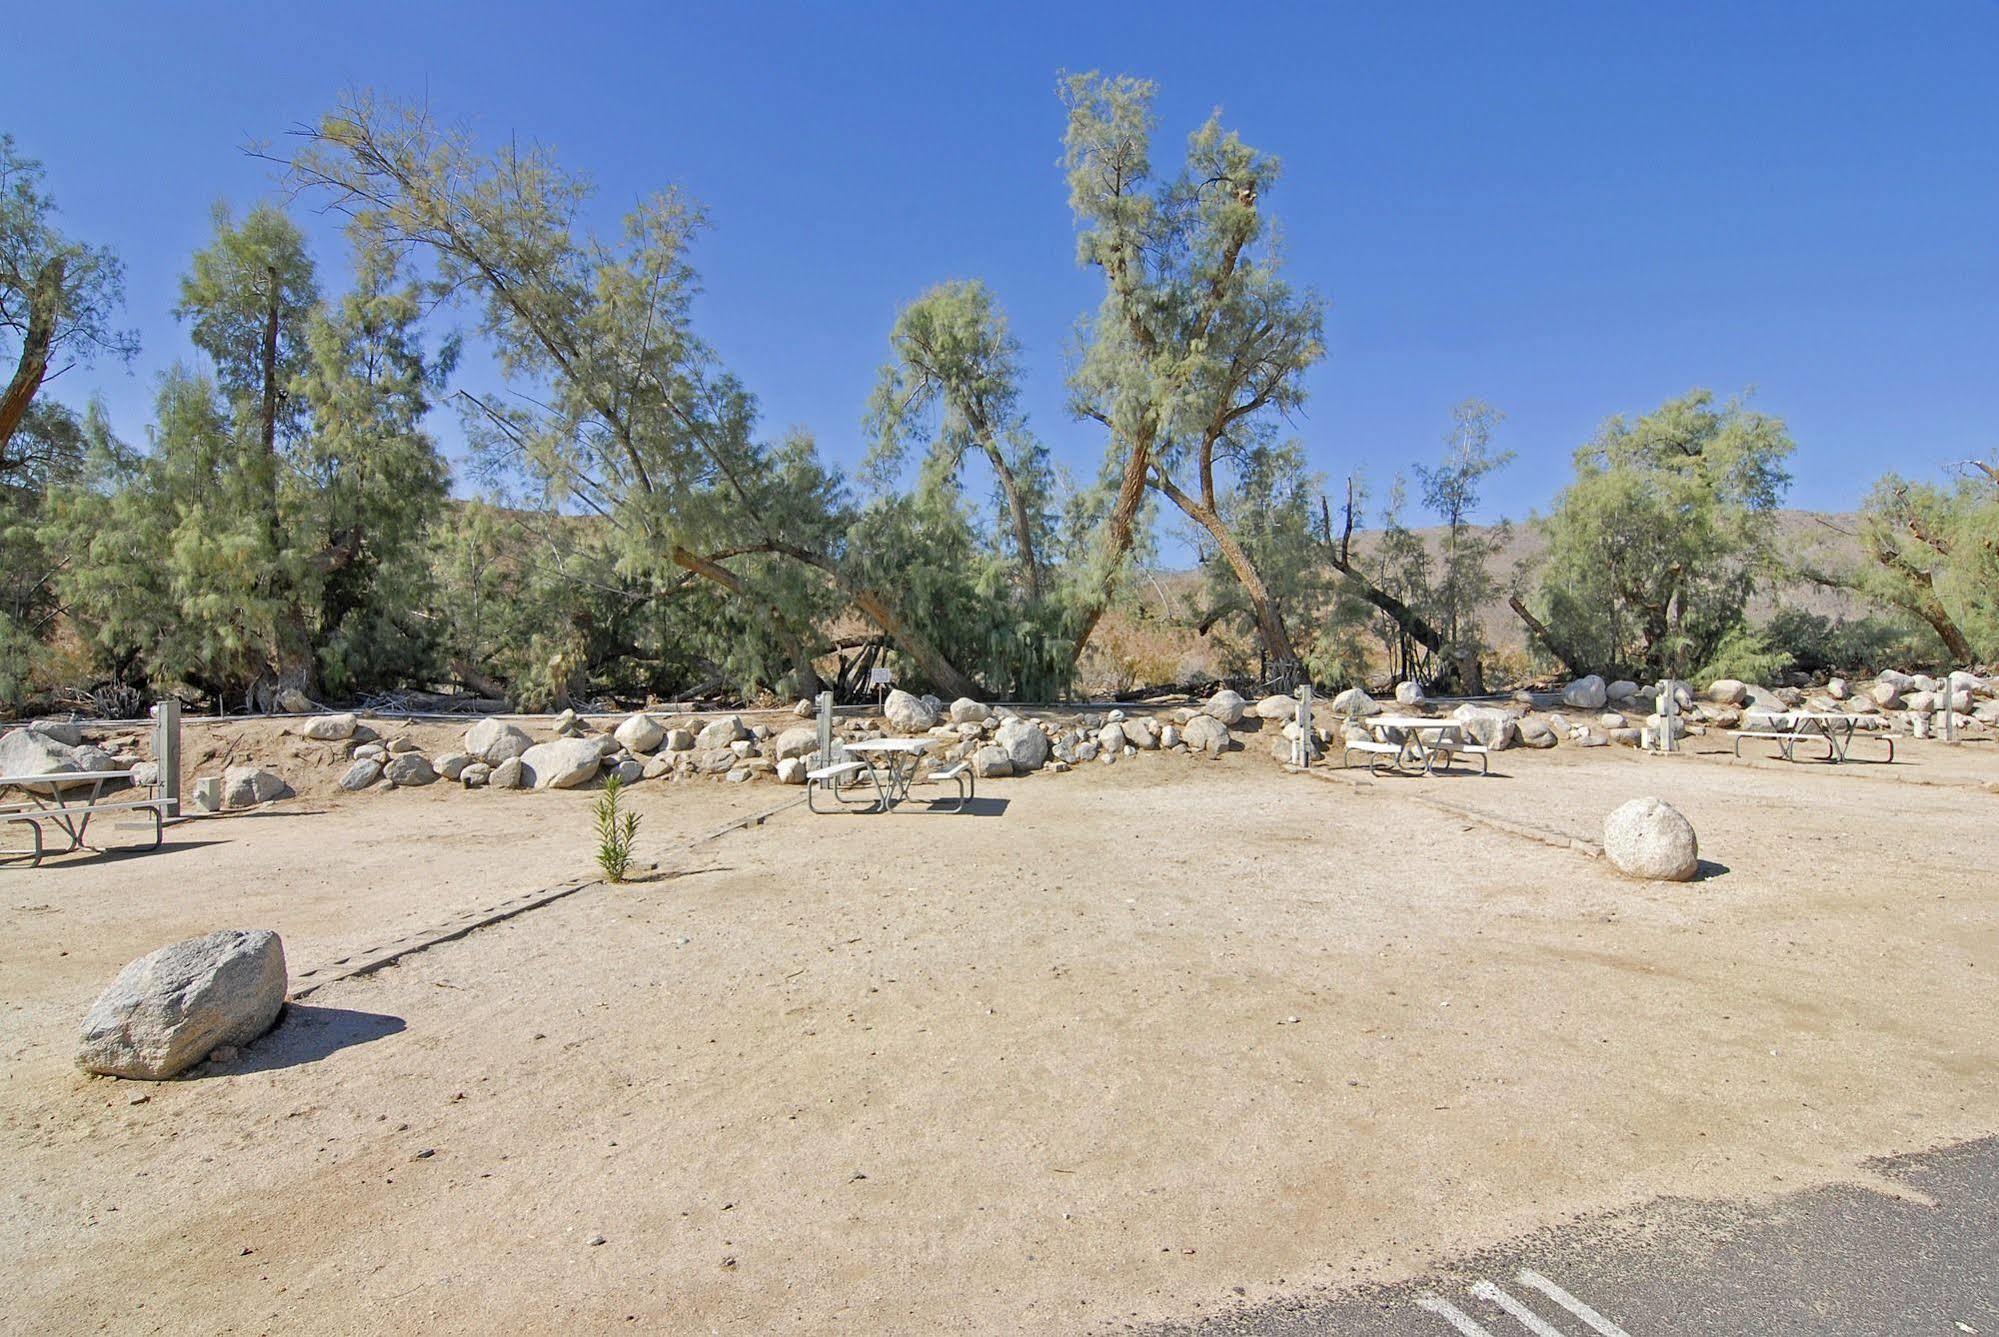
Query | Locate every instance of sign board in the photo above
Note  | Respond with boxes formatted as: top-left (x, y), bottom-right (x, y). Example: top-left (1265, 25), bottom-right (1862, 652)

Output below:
top-left (868, 667), bottom-right (894, 687)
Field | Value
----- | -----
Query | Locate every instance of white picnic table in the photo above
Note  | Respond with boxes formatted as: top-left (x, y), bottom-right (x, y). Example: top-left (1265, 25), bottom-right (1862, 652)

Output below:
top-left (1345, 715), bottom-right (1469, 776)
top-left (1736, 710), bottom-right (1892, 764)
top-left (839, 737), bottom-right (934, 812)
top-left (1, 769), bottom-right (165, 865)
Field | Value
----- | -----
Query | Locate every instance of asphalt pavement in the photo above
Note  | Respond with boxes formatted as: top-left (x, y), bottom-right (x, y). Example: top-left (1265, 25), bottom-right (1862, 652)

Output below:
top-left (1141, 1136), bottom-right (1999, 1336)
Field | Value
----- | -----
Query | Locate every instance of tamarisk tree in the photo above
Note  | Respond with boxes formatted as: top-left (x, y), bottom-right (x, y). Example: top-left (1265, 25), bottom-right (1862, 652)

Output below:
top-left (866, 280), bottom-right (1068, 696)
top-left (1060, 72), bottom-right (1325, 675)
top-left (277, 94), bottom-right (981, 699)
top-left (0, 135), bottom-right (136, 699)
top-left (1515, 390), bottom-right (1793, 679)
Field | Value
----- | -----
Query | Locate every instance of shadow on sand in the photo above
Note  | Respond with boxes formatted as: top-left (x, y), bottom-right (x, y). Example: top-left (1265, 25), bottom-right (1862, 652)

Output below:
top-left (213, 1004), bottom-right (407, 1076)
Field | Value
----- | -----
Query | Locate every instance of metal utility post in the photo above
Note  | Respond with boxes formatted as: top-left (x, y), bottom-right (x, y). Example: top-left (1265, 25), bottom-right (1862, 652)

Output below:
top-left (816, 691), bottom-right (835, 765)
top-left (1943, 676), bottom-right (1959, 745)
top-left (1294, 682), bottom-right (1314, 768)
top-left (150, 698), bottom-right (182, 816)
top-left (1655, 679), bottom-right (1680, 755)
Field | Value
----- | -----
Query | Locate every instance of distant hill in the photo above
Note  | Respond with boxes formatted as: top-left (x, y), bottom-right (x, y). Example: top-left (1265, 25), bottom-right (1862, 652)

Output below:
top-left (1098, 509), bottom-right (1879, 688)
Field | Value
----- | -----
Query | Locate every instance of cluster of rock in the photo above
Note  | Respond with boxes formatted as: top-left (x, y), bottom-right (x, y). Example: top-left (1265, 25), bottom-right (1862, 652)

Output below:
top-left (305, 687), bottom-right (1287, 799)
top-left (0, 719), bottom-right (138, 793)
top-left (1324, 667), bottom-right (1999, 755)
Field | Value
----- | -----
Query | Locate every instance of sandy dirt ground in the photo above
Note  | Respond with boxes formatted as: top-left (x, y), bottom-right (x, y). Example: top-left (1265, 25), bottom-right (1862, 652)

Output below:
top-left (2, 722), bottom-right (1996, 1333)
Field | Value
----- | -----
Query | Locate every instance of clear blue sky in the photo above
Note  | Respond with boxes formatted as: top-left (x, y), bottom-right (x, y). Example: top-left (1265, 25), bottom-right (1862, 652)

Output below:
top-left (7, 1), bottom-right (1996, 529)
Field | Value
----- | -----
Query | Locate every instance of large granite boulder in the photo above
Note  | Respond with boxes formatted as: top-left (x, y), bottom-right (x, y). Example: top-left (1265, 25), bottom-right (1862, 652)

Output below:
top-left (1450, 705), bottom-right (1519, 750)
top-left (463, 719), bottom-right (534, 765)
top-left (337, 758), bottom-right (382, 791)
top-left (1603, 797), bottom-right (1699, 882)
top-left (613, 713), bottom-right (666, 754)
top-left (76, 929), bottom-right (288, 1080)
top-left (383, 754), bottom-right (438, 787)
top-left (0, 727), bottom-right (87, 794)
top-left (882, 689), bottom-right (938, 733)
top-left (294, 713), bottom-right (359, 742)
top-left (948, 697), bottom-right (989, 725)
top-left (771, 726), bottom-right (819, 760)
top-left (695, 715), bottom-right (748, 751)
top-left (223, 766), bottom-right (289, 808)
top-left (26, 719), bottom-right (85, 747)
top-left (520, 737), bottom-right (603, 790)
top-left (1204, 690), bottom-right (1248, 727)
top-left (1328, 687), bottom-right (1380, 718)
top-left (995, 718), bottom-right (1049, 772)
top-left (1254, 694), bottom-right (1297, 721)
top-left (1561, 675), bottom-right (1609, 709)
top-left (1183, 714), bottom-right (1231, 756)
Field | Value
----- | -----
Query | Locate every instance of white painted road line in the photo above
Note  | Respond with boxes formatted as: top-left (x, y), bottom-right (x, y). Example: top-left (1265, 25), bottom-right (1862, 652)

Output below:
top-left (1416, 1292), bottom-right (1500, 1335)
top-left (1517, 1268), bottom-right (1634, 1337)
top-left (1469, 1280), bottom-right (1571, 1337)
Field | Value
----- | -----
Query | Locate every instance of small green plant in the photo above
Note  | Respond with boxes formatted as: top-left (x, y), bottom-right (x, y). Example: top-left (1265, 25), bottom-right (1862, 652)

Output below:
top-left (593, 774), bottom-right (641, 883)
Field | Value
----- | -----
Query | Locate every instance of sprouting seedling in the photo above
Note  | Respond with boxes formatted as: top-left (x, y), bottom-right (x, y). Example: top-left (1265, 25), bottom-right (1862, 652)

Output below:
top-left (593, 773), bottom-right (640, 883)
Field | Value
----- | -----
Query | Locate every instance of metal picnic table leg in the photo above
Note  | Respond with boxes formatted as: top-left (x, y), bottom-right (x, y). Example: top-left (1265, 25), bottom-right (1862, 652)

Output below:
top-left (3, 816), bottom-right (43, 867)
top-left (859, 755), bottom-right (893, 813)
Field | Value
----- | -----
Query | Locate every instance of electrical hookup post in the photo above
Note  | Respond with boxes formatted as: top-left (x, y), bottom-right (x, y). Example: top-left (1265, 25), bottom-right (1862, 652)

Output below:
top-left (1292, 682), bottom-right (1314, 769)
top-left (150, 698), bottom-right (182, 816)
top-left (1644, 678), bottom-right (1684, 756)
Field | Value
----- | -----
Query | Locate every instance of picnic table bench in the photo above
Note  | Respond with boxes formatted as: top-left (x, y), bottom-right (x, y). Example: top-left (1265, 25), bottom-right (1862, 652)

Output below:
top-left (1341, 716), bottom-right (1490, 777)
top-left (1, 769), bottom-right (170, 866)
top-left (807, 737), bottom-right (975, 814)
top-left (1733, 711), bottom-right (1894, 764)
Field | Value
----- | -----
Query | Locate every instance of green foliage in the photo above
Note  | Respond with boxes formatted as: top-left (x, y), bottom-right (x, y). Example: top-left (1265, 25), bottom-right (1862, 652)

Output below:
top-left (592, 773), bottom-right (640, 883)
top-left (0, 133), bottom-right (138, 388)
top-left (1414, 401), bottom-right (1513, 672)
top-left (1756, 605), bottom-right (1933, 675)
top-left (42, 208), bottom-right (453, 707)
top-left (1693, 624), bottom-right (1789, 685)
top-left (285, 96), bottom-right (883, 699)
top-left (1059, 72), bottom-right (1326, 667)
top-left (1522, 390), bottom-right (1793, 679)
top-left (863, 281), bottom-right (1072, 697)
top-left (1842, 465), bottom-right (1999, 665)
top-left (1, 136), bottom-right (138, 707)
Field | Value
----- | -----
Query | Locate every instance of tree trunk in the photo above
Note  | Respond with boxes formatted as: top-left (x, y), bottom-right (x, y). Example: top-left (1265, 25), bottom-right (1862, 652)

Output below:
top-left (668, 545), bottom-right (826, 698)
top-left (981, 442), bottom-right (1043, 603)
top-left (1870, 544), bottom-right (1975, 664)
top-left (0, 256), bottom-right (64, 460)
top-left (259, 264), bottom-right (282, 537)
top-left (1507, 594), bottom-right (1587, 678)
top-left (754, 541), bottom-right (980, 700)
top-left (1152, 468), bottom-right (1296, 666)
top-left (1065, 426), bottom-right (1153, 670)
